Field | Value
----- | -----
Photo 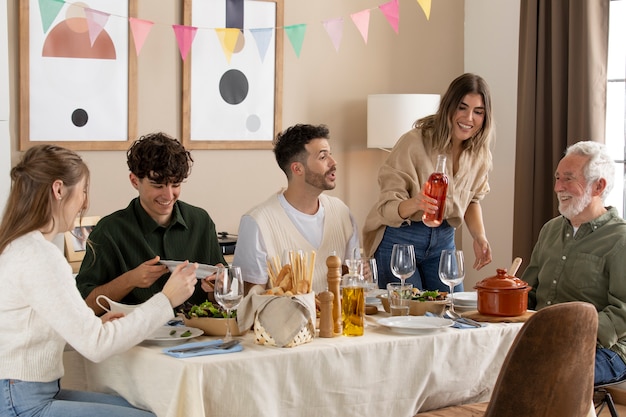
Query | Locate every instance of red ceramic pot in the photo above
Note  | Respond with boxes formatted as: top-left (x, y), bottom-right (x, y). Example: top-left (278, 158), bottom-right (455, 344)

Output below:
top-left (474, 268), bottom-right (530, 316)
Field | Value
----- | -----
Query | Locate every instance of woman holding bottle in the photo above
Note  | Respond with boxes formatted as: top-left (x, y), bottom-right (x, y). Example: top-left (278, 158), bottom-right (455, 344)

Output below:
top-left (363, 73), bottom-right (494, 292)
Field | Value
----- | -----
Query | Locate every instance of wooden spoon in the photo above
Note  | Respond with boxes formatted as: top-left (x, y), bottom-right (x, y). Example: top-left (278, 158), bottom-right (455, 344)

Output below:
top-left (509, 257), bottom-right (522, 276)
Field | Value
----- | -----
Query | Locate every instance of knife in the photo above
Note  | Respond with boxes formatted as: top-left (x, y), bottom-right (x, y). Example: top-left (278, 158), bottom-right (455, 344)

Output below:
top-left (168, 340), bottom-right (240, 354)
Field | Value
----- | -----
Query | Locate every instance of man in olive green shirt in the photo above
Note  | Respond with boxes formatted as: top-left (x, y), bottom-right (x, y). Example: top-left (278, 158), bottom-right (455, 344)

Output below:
top-left (76, 133), bottom-right (225, 315)
top-left (522, 141), bottom-right (626, 386)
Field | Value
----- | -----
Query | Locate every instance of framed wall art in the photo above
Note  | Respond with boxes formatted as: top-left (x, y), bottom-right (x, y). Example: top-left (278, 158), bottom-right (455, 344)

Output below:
top-left (19, 0), bottom-right (137, 150)
top-left (64, 216), bottom-right (100, 263)
top-left (182, 0), bottom-right (283, 149)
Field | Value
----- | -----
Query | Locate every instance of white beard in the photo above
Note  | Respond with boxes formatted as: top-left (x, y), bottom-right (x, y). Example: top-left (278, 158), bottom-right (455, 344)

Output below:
top-left (558, 186), bottom-right (593, 220)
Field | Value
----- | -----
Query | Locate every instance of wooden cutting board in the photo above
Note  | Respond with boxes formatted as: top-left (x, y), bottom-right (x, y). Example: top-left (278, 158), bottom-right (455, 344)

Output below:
top-left (461, 310), bottom-right (535, 323)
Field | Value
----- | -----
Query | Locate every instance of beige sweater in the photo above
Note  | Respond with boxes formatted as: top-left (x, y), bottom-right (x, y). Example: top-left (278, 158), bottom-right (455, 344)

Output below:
top-left (362, 128), bottom-right (491, 256)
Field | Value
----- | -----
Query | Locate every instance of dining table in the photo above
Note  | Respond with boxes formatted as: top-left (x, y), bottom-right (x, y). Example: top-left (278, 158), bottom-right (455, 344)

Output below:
top-left (62, 311), bottom-right (523, 417)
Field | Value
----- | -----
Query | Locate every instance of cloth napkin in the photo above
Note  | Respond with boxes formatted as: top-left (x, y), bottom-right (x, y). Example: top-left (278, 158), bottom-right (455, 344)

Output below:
top-left (424, 312), bottom-right (485, 329)
top-left (237, 285), bottom-right (316, 347)
top-left (162, 339), bottom-right (243, 358)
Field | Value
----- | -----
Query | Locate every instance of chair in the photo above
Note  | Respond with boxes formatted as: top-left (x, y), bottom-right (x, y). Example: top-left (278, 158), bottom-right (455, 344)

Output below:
top-left (415, 301), bottom-right (598, 417)
top-left (594, 380), bottom-right (622, 417)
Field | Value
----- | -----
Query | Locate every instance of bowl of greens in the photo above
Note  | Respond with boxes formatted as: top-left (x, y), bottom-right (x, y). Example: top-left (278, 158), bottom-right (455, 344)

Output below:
top-left (178, 301), bottom-right (245, 337)
top-left (378, 289), bottom-right (448, 316)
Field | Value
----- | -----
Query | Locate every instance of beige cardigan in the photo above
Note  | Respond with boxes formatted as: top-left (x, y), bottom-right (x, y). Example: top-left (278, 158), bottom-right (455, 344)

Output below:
top-left (362, 128), bottom-right (491, 256)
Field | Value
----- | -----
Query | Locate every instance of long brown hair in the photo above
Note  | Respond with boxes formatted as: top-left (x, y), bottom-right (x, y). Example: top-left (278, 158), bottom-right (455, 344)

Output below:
top-left (0, 145), bottom-right (89, 254)
top-left (416, 73), bottom-right (494, 160)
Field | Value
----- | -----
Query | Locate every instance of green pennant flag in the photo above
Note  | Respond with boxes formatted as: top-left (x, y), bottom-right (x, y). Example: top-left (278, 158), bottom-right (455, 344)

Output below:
top-left (38, 0), bottom-right (65, 33)
top-left (284, 24), bottom-right (306, 58)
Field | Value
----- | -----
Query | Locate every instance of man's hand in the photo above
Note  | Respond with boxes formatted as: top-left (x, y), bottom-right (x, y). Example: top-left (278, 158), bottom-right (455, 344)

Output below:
top-left (128, 256), bottom-right (169, 288)
top-left (200, 263), bottom-right (224, 293)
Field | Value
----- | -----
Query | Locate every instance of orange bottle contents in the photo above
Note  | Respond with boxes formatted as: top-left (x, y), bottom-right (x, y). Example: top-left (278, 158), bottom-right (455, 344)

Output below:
top-left (422, 155), bottom-right (449, 227)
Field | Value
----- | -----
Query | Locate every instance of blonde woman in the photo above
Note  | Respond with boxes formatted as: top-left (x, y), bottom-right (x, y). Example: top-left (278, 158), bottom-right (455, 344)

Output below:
top-left (363, 73), bottom-right (495, 292)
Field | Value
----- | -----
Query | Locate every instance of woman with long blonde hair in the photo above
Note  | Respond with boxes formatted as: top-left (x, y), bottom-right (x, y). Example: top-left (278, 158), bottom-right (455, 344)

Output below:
top-left (0, 145), bottom-right (197, 417)
top-left (363, 73), bottom-right (495, 291)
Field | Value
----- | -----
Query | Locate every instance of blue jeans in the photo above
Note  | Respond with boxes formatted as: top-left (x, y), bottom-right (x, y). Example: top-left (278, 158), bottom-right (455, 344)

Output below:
top-left (0, 379), bottom-right (155, 417)
top-left (595, 348), bottom-right (626, 385)
top-left (374, 221), bottom-right (463, 293)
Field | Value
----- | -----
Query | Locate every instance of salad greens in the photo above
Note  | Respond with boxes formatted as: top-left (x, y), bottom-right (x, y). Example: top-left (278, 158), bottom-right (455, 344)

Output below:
top-left (409, 289), bottom-right (447, 302)
top-left (178, 300), bottom-right (236, 319)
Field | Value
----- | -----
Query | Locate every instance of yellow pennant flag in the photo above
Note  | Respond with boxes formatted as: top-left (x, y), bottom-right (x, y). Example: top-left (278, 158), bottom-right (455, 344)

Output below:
top-left (215, 28), bottom-right (241, 63)
top-left (417, 0), bottom-right (432, 20)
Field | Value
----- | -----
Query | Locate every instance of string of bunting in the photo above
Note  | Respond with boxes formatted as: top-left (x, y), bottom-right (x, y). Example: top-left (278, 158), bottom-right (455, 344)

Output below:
top-left (36, 0), bottom-right (433, 61)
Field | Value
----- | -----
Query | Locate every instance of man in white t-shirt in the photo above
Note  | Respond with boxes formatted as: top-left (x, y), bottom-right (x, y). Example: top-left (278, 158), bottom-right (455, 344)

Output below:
top-left (233, 124), bottom-right (359, 294)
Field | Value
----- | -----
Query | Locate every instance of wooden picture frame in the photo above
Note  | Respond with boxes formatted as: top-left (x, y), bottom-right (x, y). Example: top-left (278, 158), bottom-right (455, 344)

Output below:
top-left (64, 216), bottom-right (100, 263)
top-left (182, 0), bottom-right (283, 150)
top-left (19, 0), bottom-right (137, 151)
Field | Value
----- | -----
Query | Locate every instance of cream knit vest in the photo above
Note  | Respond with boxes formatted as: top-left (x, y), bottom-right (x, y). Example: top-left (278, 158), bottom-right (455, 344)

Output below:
top-left (249, 193), bottom-right (353, 293)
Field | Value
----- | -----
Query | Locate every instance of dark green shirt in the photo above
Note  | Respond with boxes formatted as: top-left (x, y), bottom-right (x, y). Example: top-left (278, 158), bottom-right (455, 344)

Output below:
top-left (523, 207), bottom-right (626, 360)
top-left (76, 198), bottom-right (226, 306)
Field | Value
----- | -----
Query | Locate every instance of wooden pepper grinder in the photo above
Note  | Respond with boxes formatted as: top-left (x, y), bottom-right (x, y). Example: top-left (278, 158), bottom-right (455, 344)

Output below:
top-left (318, 291), bottom-right (334, 338)
top-left (326, 254), bottom-right (342, 335)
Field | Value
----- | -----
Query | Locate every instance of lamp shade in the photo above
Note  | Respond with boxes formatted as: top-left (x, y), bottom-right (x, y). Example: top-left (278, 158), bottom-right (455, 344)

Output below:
top-left (367, 94), bottom-right (440, 149)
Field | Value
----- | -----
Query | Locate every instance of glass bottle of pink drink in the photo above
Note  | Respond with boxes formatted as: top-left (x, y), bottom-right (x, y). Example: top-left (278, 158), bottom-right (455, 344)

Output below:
top-left (422, 154), bottom-right (449, 227)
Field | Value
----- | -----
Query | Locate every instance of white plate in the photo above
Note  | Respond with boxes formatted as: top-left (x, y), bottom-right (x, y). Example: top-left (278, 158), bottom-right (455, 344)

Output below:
top-left (450, 292), bottom-right (478, 306)
top-left (145, 326), bottom-right (203, 344)
top-left (160, 260), bottom-right (218, 279)
top-left (377, 316), bottom-right (454, 334)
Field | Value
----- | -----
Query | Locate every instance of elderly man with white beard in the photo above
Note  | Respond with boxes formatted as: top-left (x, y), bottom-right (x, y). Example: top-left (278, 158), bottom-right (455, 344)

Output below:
top-left (522, 141), bottom-right (626, 386)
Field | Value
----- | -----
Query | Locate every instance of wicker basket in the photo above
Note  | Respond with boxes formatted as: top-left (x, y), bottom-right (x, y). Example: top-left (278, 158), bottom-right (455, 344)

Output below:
top-left (254, 314), bottom-right (314, 348)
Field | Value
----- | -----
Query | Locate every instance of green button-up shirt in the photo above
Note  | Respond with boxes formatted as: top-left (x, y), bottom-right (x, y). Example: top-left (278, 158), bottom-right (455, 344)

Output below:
top-left (76, 198), bottom-right (226, 306)
top-left (522, 207), bottom-right (626, 361)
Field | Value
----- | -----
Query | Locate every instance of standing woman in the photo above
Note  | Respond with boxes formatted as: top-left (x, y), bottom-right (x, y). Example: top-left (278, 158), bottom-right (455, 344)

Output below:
top-left (0, 145), bottom-right (197, 417)
top-left (363, 73), bottom-right (494, 292)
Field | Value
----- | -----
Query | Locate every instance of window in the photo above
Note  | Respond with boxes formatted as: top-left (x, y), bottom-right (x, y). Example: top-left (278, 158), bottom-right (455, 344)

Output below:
top-left (605, 0), bottom-right (626, 216)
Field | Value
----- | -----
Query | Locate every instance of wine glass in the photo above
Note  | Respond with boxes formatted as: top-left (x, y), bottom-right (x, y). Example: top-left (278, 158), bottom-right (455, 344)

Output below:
top-left (438, 250), bottom-right (465, 315)
top-left (390, 244), bottom-right (416, 288)
top-left (214, 266), bottom-right (244, 342)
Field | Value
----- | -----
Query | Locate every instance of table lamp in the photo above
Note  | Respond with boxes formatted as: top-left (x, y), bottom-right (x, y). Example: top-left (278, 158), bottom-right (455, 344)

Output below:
top-left (367, 94), bottom-right (440, 151)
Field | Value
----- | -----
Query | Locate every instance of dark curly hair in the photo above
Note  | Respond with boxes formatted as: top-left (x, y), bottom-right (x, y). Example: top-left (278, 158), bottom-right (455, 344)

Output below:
top-left (127, 132), bottom-right (193, 183)
top-left (273, 124), bottom-right (330, 177)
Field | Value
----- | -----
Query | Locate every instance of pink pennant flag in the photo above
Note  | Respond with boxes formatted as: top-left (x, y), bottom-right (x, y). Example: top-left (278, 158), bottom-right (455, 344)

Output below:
top-left (379, 0), bottom-right (400, 34)
top-left (322, 18), bottom-right (344, 53)
top-left (172, 25), bottom-right (198, 61)
top-left (417, 0), bottom-right (432, 20)
top-left (350, 10), bottom-right (371, 44)
top-left (84, 8), bottom-right (110, 46)
top-left (129, 18), bottom-right (154, 56)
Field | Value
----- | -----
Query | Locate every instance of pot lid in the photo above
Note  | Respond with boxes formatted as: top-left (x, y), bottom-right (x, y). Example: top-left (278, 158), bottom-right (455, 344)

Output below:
top-left (474, 268), bottom-right (528, 290)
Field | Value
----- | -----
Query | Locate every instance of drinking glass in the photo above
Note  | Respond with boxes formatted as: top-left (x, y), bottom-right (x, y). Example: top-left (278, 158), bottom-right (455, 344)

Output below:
top-left (362, 257), bottom-right (379, 295)
top-left (390, 244), bottom-right (416, 288)
top-left (438, 250), bottom-right (465, 314)
top-left (214, 266), bottom-right (244, 342)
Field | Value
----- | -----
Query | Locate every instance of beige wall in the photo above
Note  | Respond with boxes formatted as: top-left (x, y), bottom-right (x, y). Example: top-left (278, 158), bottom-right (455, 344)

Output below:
top-left (5, 1), bottom-right (519, 288)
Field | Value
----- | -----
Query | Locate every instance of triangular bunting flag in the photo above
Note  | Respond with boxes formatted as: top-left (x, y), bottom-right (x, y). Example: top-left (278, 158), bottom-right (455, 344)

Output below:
top-left (84, 8), bottom-right (110, 47)
top-left (379, 0), bottom-right (400, 34)
top-left (350, 9), bottom-right (371, 44)
top-left (129, 18), bottom-right (154, 56)
top-left (38, 0), bottom-right (65, 34)
top-left (322, 18), bottom-right (344, 53)
top-left (249, 28), bottom-right (273, 62)
top-left (215, 28), bottom-right (241, 63)
top-left (172, 25), bottom-right (198, 61)
top-left (284, 24), bottom-right (307, 58)
top-left (417, 0), bottom-right (432, 20)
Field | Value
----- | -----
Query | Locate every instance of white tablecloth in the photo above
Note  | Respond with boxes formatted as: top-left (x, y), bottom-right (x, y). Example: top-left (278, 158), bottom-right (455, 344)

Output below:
top-left (62, 315), bottom-right (523, 417)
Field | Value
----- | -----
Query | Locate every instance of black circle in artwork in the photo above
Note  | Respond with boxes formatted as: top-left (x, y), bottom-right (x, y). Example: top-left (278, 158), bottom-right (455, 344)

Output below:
top-left (219, 70), bottom-right (249, 105)
top-left (71, 109), bottom-right (89, 127)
